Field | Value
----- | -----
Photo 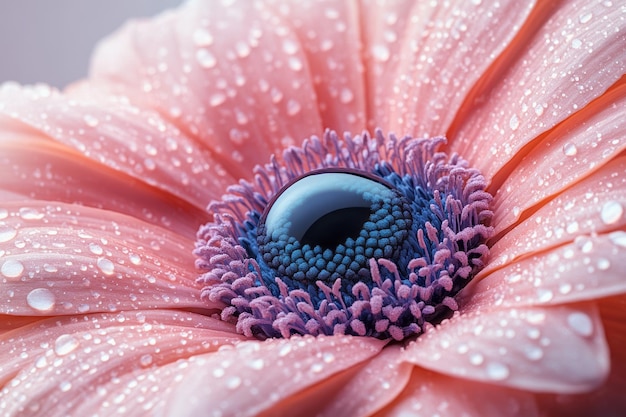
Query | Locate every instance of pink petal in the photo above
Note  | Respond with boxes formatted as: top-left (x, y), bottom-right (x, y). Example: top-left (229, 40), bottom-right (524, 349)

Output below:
top-left (359, 0), bottom-right (539, 136)
top-left (0, 310), bottom-right (244, 416)
top-left (0, 201), bottom-right (215, 316)
top-left (376, 368), bottom-right (539, 417)
top-left (486, 156), bottom-right (626, 273)
top-left (0, 121), bottom-right (207, 238)
top-left (537, 295), bottom-right (626, 415)
top-left (159, 335), bottom-right (385, 416)
top-left (492, 84), bottom-right (626, 233)
top-left (0, 83), bottom-right (233, 211)
top-left (88, 0), bottom-right (325, 176)
top-left (267, 0), bottom-right (367, 134)
top-left (461, 232), bottom-right (626, 309)
top-left (451, 0), bottom-right (626, 180)
top-left (401, 304), bottom-right (609, 394)
top-left (225, 345), bottom-right (409, 417)
top-left (298, 346), bottom-right (412, 417)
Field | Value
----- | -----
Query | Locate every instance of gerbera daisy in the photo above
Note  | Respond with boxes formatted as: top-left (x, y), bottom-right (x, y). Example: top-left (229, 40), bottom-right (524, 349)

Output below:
top-left (0, 0), bottom-right (625, 416)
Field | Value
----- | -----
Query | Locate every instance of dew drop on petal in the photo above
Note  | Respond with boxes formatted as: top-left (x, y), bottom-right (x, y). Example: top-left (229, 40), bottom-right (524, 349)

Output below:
top-left (509, 114), bottom-right (519, 131)
top-left (537, 288), bottom-right (554, 303)
top-left (597, 258), bottom-right (611, 270)
top-left (286, 99), bottom-right (301, 116)
top-left (247, 358), bottom-right (264, 370)
top-left (0, 226), bottom-right (17, 243)
top-left (278, 343), bottom-right (292, 357)
top-left (83, 114), bottom-right (99, 127)
top-left (196, 48), bottom-right (217, 68)
top-left (339, 88), bottom-right (354, 104)
top-left (26, 288), bottom-right (56, 312)
top-left (97, 258), bottom-right (115, 275)
top-left (193, 28), bottom-right (214, 46)
top-left (469, 352), bottom-right (484, 365)
top-left (600, 201), bottom-right (623, 225)
top-left (609, 231), bottom-right (626, 248)
top-left (562, 143), bottom-right (578, 157)
top-left (129, 253), bottom-right (142, 265)
top-left (226, 376), bottom-right (242, 390)
top-left (371, 44), bottom-right (390, 62)
top-left (1, 259), bottom-right (24, 278)
top-left (486, 362), bottom-right (510, 380)
top-left (54, 334), bottom-right (80, 356)
top-left (310, 363), bottom-right (324, 373)
top-left (59, 381), bottom-right (72, 392)
top-left (89, 242), bottom-right (103, 255)
top-left (19, 207), bottom-right (44, 220)
top-left (210, 93), bottom-right (227, 107)
top-left (524, 346), bottom-right (544, 361)
top-left (140, 354), bottom-right (153, 367)
top-left (567, 311), bottom-right (594, 337)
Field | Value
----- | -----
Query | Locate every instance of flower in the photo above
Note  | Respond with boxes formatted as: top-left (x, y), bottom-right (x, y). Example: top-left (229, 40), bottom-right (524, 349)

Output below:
top-left (0, 0), bottom-right (625, 416)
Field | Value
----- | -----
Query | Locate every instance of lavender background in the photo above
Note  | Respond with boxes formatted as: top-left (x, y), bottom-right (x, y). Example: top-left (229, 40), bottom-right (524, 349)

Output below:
top-left (0, 0), bottom-right (181, 88)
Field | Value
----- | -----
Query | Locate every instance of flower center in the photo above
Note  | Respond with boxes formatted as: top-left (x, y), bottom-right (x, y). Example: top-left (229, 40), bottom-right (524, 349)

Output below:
top-left (255, 169), bottom-right (412, 287)
top-left (196, 130), bottom-right (493, 341)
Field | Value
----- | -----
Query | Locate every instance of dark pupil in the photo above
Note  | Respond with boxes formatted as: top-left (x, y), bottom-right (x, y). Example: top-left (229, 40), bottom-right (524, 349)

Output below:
top-left (300, 206), bottom-right (371, 249)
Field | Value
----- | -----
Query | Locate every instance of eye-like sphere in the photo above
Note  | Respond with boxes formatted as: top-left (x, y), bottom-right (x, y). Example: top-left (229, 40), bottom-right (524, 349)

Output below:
top-left (256, 169), bottom-right (412, 286)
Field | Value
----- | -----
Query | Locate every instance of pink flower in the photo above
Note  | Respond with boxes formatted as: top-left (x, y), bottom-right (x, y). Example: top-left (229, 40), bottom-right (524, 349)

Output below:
top-left (1, 0), bottom-right (625, 415)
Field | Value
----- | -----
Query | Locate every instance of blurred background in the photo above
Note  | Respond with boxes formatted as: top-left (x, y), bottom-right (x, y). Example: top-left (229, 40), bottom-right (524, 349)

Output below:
top-left (0, 0), bottom-right (181, 88)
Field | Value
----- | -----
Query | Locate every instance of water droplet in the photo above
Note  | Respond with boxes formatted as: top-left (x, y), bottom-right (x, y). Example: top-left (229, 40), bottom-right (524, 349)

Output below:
top-left (609, 231), bottom-right (626, 248)
top-left (286, 99), bottom-right (301, 116)
top-left (469, 352), bottom-right (484, 365)
top-left (88, 242), bottom-right (103, 255)
top-left (235, 41), bottom-right (251, 58)
top-left (288, 56), bottom-right (303, 71)
top-left (562, 143), bottom-right (578, 156)
top-left (97, 257), bottom-right (115, 275)
top-left (140, 354), bottom-right (153, 367)
top-left (537, 288), bottom-right (554, 303)
top-left (371, 44), bottom-right (390, 62)
top-left (567, 311), bottom-right (594, 337)
top-left (559, 283), bottom-right (572, 294)
top-left (524, 346), bottom-right (544, 361)
top-left (196, 48), bottom-right (217, 69)
top-left (59, 381), bottom-right (72, 392)
top-left (310, 363), bottom-right (324, 373)
top-left (193, 28), bottom-right (214, 46)
top-left (571, 38), bottom-right (583, 49)
top-left (129, 253), bottom-right (142, 265)
top-left (278, 343), bottom-right (292, 357)
top-left (0, 226), bottom-right (17, 243)
top-left (509, 114), bottom-right (519, 131)
top-left (19, 207), bottom-right (44, 220)
top-left (486, 362), bottom-right (510, 380)
top-left (597, 258), bottom-right (611, 270)
top-left (1, 259), bottom-right (24, 278)
top-left (209, 93), bottom-right (226, 107)
top-left (282, 39), bottom-right (299, 55)
top-left (339, 88), bottom-right (354, 104)
top-left (226, 376), bottom-right (241, 389)
top-left (54, 334), bottom-right (80, 356)
top-left (83, 114), bottom-right (99, 127)
top-left (322, 352), bottom-right (335, 363)
top-left (600, 201), bottom-right (623, 225)
top-left (578, 11), bottom-right (593, 23)
top-left (27, 288), bottom-right (56, 312)
top-left (247, 358), bottom-right (264, 370)
top-left (566, 221), bottom-right (579, 234)
top-left (575, 236), bottom-right (594, 253)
